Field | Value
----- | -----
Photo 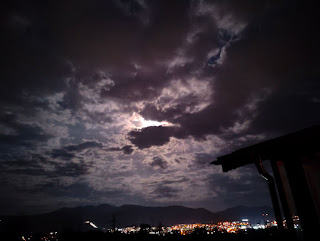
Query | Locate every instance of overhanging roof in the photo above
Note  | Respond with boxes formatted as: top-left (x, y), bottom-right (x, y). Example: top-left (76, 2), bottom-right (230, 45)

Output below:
top-left (211, 125), bottom-right (320, 172)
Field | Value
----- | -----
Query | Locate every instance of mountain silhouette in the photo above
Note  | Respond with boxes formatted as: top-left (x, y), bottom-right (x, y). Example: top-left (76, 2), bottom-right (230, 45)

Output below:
top-left (0, 204), bottom-right (274, 232)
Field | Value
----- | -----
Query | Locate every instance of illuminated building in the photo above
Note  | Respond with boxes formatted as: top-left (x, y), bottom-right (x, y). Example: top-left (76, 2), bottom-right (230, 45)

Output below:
top-left (84, 220), bottom-right (98, 229)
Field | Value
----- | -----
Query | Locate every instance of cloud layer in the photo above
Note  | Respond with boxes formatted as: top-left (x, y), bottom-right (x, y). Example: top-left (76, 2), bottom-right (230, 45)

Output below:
top-left (1, 0), bottom-right (319, 215)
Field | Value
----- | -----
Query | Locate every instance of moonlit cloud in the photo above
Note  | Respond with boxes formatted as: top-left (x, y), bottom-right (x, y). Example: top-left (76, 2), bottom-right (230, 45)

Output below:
top-left (1, 0), bottom-right (319, 215)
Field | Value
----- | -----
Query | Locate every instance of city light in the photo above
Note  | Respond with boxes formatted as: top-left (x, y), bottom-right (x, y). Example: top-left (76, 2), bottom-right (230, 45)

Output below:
top-left (8, 215), bottom-right (299, 240)
top-left (108, 217), bottom-right (281, 235)
top-left (84, 220), bottom-right (98, 229)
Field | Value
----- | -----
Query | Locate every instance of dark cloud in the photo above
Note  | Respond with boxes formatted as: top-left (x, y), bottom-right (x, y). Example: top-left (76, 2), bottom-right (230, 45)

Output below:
top-left (43, 182), bottom-right (119, 199)
top-left (50, 149), bottom-right (76, 160)
top-left (0, 113), bottom-right (52, 155)
top-left (0, 124), bottom-right (50, 148)
top-left (249, 80), bottom-right (320, 134)
top-left (131, 103), bottom-right (237, 149)
top-left (134, 0), bottom-right (320, 147)
top-left (83, 110), bottom-right (113, 124)
top-left (101, 68), bottom-right (168, 103)
top-left (152, 184), bottom-right (178, 199)
top-left (108, 145), bottom-right (134, 155)
top-left (0, 0), bottom-right (188, 107)
top-left (49, 141), bottom-right (103, 160)
top-left (121, 145), bottom-right (134, 155)
top-left (18, 160), bottom-right (89, 178)
top-left (0, 154), bottom-right (88, 178)
top-left (65, 141), bottom-right (103, 152)
top-left (207, 164), bottom-right (272, 208)
top-left (209, 0), bottom-right (320, 135)
top-left (1, 1), bottom-right (71, 104)
top-left (0, 159), bottom-right (45, 177)
top-left (54, 161), bottom-right (88, 177)
top-left (162, 177), bottom-right (189, 185)
top-left (129, 126), bottom-right (186, 149)
top-left (191, 153), bottom-right (214, 168)
top-left (175, 157), bottom-right (186, 164)
top-left (149, 156), bottom-right (168, 169)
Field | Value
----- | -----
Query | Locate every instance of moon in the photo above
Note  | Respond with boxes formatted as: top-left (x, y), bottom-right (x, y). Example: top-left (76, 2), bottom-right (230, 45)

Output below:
top-left (131, 112), bottom-right (173, 129)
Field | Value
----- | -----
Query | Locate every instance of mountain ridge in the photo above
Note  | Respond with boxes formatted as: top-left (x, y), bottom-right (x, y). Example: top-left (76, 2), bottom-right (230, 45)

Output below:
top-left (0, 204), bottom-right (274, 233)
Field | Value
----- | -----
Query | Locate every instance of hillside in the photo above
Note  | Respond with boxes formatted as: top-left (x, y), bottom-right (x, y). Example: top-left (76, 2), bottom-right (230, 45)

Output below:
top-left (0, 204), bottom-right (274, 232)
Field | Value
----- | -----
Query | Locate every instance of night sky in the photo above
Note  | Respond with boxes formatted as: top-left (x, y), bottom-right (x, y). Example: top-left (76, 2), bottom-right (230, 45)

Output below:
top-left (1, 0), bottom-right (320, 215)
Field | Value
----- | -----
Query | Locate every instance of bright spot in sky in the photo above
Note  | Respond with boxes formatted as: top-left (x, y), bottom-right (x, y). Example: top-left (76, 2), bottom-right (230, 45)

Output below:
top-left (131, 112), bottom-right (173, 129)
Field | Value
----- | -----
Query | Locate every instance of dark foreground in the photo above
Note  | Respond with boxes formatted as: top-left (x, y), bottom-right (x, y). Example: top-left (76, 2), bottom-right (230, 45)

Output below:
top-left (0, 229), bottom-right (296, 241)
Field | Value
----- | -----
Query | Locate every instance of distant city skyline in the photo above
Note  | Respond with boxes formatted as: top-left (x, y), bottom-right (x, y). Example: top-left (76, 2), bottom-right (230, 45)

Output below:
top-left (0, 204), bottom-right (275, 232)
